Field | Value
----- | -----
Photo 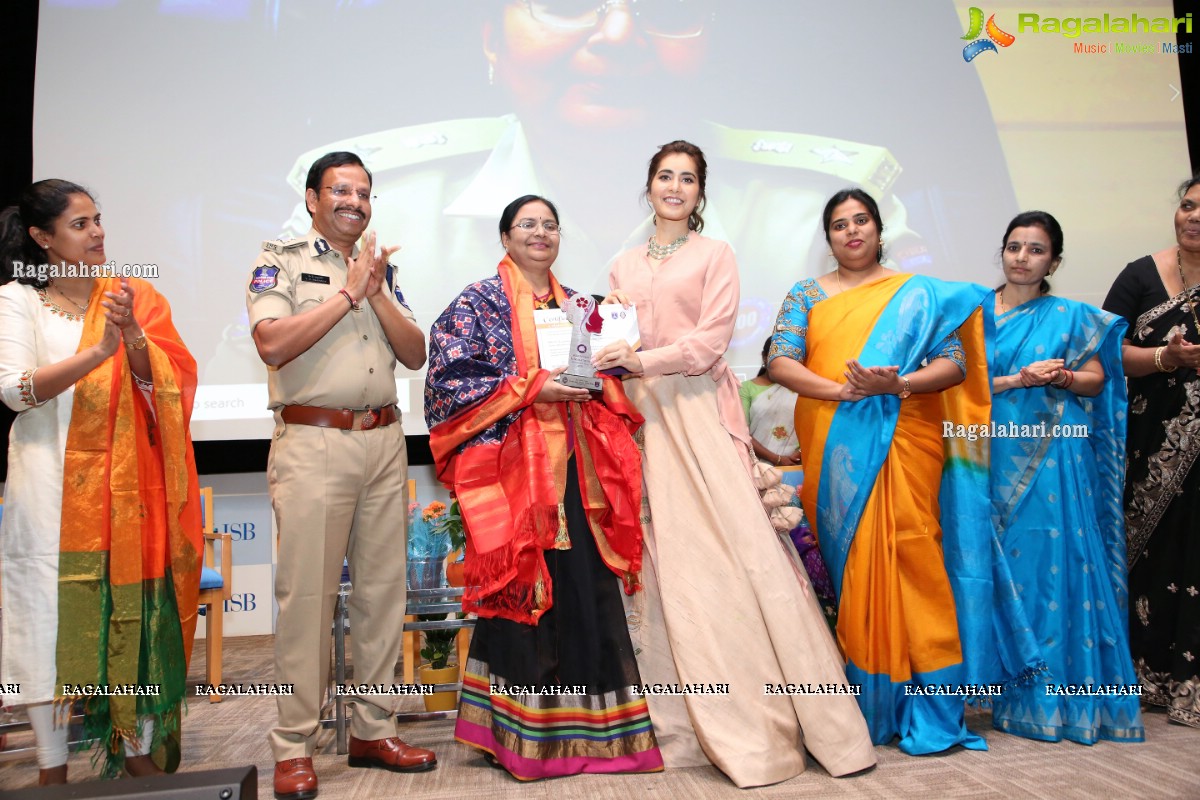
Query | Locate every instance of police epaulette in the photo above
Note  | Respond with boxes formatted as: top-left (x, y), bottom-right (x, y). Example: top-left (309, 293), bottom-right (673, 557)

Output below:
top-left (705, 122), bottom-right (902, 196)
top-left (261, 237), bottom-right (307, 253)
top-left (285, 116), bottom-right (514, 192)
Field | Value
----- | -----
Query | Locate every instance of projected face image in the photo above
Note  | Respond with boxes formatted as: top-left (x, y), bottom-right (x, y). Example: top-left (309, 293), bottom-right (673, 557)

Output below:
top-left (486, 0), bottom-right (711, 130)
top-left (55, 0), bottom-right (1184, 441)
top-left (305, 165), bottom-right (373, 249)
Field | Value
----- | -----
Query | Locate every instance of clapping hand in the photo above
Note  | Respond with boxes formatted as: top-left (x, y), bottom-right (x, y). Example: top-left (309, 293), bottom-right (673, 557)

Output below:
top-left (345, 232), bottom-right (400, 301)
top-left (1018, 358), bottom-right (1065, 387)
top-left (1164, 332), bottom-right (1200, 370)
top-left (844, 359), bottom-right (901, 397)
top-left (102, 278), bottom-right (138, 332)
top-left (95, 317), bottom-right (122, 358)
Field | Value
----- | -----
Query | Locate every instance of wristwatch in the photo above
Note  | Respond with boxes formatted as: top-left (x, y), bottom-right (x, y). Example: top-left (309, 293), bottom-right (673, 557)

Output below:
top-left (897, 376), bottom-right (912, 399)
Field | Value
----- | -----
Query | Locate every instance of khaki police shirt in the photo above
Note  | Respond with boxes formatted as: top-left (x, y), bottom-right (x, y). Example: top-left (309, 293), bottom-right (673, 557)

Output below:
top-left (245, 227), bottom-right (417, 410)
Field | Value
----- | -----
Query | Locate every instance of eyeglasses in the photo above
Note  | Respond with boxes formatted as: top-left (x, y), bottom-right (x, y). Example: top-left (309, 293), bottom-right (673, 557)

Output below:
top-left (523, 0), bottom-right (714, 39)
top-left (511, 219), bottom-right (562, 234)
top-left (322, 185), bottom-right (375, 203)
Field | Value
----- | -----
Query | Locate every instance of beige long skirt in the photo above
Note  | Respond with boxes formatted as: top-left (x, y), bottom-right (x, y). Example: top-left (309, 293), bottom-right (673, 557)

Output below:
top-left (624, 373), bottom-right (876, 787)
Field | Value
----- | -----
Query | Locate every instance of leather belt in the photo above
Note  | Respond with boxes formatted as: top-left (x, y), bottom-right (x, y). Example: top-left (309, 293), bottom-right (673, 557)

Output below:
top-left (281, 404), bottom-right (398, 431)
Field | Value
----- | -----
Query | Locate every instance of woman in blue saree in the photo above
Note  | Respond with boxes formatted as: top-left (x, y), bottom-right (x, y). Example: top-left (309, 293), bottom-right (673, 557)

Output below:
top-left (769, 189), bottom-right (1043, 754)
top-left (986, 211), bottom-right (1143, 744)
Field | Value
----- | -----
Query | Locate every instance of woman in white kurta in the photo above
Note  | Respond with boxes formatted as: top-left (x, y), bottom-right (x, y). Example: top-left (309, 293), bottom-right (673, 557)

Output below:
top-left (594, 141), bottom-right (875, 787)
top-left (1, 180), bottom-right (201, 786)
top-left (741, 338), bottom-right (803, 467)
top-left (1, 280), bottom-right (83, 713)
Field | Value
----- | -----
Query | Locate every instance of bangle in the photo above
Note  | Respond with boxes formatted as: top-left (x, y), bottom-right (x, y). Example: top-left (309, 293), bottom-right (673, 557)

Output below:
top-left (123, 332), bottom-right (147, 351)
top-left (1154, 346), bottom-right (1177, 373)
top-left (1055, 368), bottom-right (1074, 388)
top-left (338, 288), bottom-right (359, 310)
top-left (774, 453), bottom-right (781, 466)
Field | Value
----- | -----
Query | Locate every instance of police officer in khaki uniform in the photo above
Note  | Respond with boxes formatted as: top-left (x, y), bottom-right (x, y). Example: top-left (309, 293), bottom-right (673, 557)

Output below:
top-left (246, 151), bottom-right (433, 800)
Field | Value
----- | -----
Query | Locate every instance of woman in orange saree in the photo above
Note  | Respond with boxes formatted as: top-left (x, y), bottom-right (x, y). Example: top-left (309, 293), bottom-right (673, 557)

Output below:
top-left (0, 180), bottom-right (201, 784)
top-left (769, 189), bottom-right (1043, 754)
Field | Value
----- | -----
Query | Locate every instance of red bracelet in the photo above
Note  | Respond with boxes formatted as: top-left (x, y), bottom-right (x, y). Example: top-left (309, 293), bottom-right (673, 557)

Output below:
top-left (1056, 368), bottom-right (1074, 388)
top-left (338, 288), bottom-right (359, 310)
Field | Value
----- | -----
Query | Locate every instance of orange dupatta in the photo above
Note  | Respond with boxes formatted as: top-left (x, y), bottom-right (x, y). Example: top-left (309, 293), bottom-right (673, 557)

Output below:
top-left (56, 277), bottom-right (201, 775)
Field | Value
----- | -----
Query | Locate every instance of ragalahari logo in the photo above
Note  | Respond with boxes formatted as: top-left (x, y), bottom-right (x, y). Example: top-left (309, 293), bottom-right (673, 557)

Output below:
top-left (962, 7), bottom-right (1016, 61)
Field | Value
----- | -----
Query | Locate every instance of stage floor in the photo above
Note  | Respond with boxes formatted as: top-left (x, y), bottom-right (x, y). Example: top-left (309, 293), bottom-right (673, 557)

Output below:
top-left (1, 634), bottom-right (1197, 799)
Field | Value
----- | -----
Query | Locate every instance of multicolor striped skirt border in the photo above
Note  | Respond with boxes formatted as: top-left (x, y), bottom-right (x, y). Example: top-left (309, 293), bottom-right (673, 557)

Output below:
top-left (454, 663), bottom-right (664, 780)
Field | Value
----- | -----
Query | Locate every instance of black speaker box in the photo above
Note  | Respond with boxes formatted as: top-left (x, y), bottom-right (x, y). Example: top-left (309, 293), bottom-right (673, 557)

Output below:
top-left (0, 765), bottom-right (256, 799)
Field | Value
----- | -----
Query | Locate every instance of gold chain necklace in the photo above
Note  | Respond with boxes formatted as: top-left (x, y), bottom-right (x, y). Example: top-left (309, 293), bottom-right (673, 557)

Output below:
top-left (1177, 248), bottom-right (1200, 338)
top-left (51, 282), bottom-right (89, 311)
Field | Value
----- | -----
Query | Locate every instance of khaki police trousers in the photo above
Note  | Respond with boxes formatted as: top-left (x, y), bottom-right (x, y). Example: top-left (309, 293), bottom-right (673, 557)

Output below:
top-left (266, 420), bottom-right (408, 760)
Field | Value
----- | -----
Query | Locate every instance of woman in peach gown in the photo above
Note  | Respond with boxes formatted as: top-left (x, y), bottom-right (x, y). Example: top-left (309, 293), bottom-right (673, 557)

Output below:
top-left (595, 141), bottom-right (875, 787)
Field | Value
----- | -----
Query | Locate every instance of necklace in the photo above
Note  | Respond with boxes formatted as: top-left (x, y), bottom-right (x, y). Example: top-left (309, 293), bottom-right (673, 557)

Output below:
top-left (1177, 247), bottom-right (1200, 338)
top-left (998, 288), bottom-right (1008, 313)
top-left (532, 290), bottom-right (553, 310)
top-left (647, 233), bottom-right (689, 260)
top-left (52, 283), bottom-right (90, 312)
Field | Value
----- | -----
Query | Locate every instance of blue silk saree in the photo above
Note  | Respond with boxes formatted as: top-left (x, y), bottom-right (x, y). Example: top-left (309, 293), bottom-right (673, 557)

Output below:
top-left (986, 294), bottom-right (1143, 743)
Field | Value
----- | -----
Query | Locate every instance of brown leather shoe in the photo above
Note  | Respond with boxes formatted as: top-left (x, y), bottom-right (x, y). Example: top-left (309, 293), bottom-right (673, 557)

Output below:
top-left (347, 736), bottom-right (437, 773)
top-left (274, 757), bottom-right (318, 800)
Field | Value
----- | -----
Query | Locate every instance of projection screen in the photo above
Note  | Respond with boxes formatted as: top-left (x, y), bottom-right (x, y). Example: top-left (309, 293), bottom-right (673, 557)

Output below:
top-left (32, 0), bottom-right (1191, 439)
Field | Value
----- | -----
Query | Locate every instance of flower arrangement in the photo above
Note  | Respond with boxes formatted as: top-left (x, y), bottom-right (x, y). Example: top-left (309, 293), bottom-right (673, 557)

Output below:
top-left (407, 500), bottom-right (452, 561)
top-left (406, 497), bottom-right (470, 667)
top-left (430, 497), bottom-right (466, 555)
